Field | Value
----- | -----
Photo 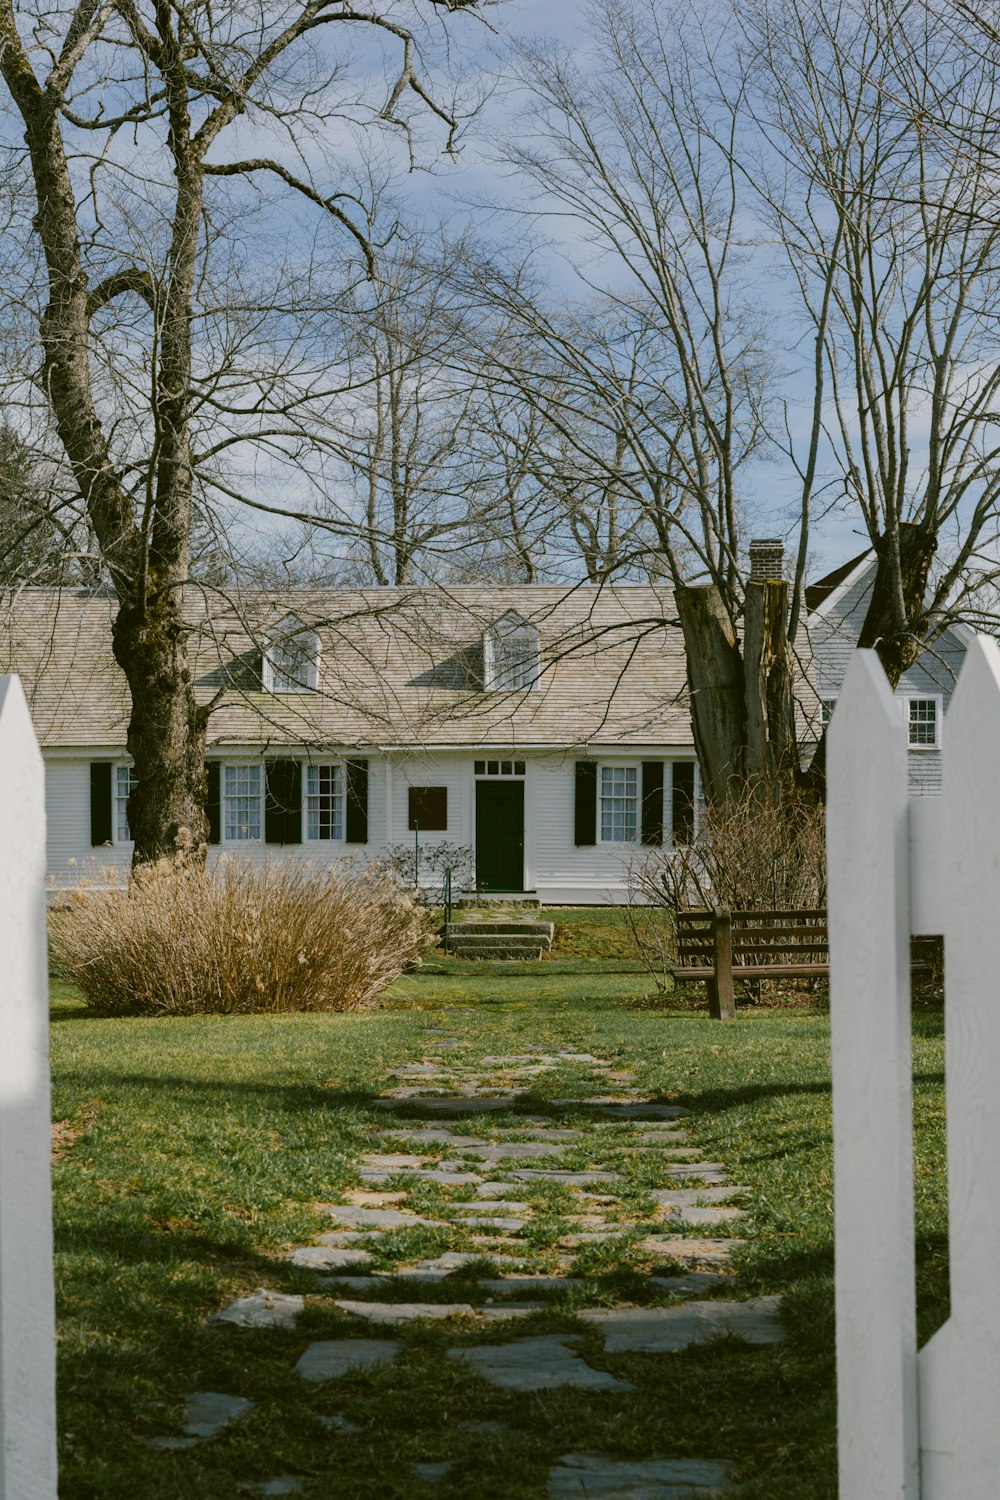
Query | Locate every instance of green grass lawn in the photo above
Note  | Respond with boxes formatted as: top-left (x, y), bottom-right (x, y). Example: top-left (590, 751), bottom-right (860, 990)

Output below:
top-left (49, 971), bottom-right (947, 1499)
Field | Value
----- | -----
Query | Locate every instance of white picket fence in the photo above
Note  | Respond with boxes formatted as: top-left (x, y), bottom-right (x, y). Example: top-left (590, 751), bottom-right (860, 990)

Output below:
top-left (828, 636), bottom-right (1000, 1499)
top-left (0, 676), bottom-right (57, 1498)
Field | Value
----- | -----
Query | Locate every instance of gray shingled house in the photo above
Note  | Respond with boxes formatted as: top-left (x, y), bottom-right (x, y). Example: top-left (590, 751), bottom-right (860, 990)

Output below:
top-left (806, 550), bottom-right (971, 795)
top-left (2, 584), bottom-right (703, 902)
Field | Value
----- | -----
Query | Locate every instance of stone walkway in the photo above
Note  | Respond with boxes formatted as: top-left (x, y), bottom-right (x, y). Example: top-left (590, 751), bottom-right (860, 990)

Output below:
top-left (149, 1029), bottom-right (785, 1496)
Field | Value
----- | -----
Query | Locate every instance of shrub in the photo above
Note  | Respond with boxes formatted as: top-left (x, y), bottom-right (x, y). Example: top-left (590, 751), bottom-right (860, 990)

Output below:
top-left (380, 841), bottom-right (475, 905)
top-left (624, 785), bottom-right (827, 989)
top-left (50, 859), bottom-right (423, 1016)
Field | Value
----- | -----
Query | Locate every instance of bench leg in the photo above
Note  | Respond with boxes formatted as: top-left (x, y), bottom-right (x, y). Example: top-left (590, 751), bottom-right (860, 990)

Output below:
top-left (711, 907), bottom-right (737, 1021)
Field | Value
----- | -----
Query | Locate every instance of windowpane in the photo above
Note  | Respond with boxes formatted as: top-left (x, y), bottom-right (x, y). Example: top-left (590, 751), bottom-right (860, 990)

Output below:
top-left (268, 632), bottom-right (318, 692)
top-left (475, 760), bottom-right (485, 775)
top-left (115, 765), bottom-right (138, 843)
top-left (224, 764), bottom-right (261, 840)
top-left (514, 760), bottom-right (525, 776)
top-left (908, 699), bottom-right (937, 747)
top-left (820, 699), bottom-right (836, 727)
top-left (600, 765), bottom-right (637, 842)
top-left (306, 764), bottom-right (343, 841)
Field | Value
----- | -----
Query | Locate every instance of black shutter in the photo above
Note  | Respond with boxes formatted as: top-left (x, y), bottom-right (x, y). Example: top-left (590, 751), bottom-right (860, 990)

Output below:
top-left (345, 758), bottom-right (369, 844)
top-left (574, 760), bottom-right (597, 846)
top-left (206, 762), bottom-right (221, 845)
top-left (641, 761), bottom-right (664, 846)
top-left (265, 759), bottom-right (302, 844)
top-left (672, 761), bottom-right (695, 846)
top-left (90, 762), bottom-right (113, 846)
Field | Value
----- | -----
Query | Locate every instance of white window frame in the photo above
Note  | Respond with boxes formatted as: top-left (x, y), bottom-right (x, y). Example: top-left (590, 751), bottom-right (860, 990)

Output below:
top-left (900, 694), bottom-right (942, 750)
top-left (222, 762), bottom-right (264, 843)
top-left (598, 762), bottom-right (639, 845)
top-left (820, 697), bottom-right (837, 728)
top-left (114, 762), bottom-right (138, 845)
top-left (483, 616), bottom-right (540, 693)
top-left (263, 622), bottom-right (320, 694)
top-left (305, 762), bottom-right (345, 843)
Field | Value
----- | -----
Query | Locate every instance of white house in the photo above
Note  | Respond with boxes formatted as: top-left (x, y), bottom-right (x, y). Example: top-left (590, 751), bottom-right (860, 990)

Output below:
top-left (1, 584), bottom-right (703, 904)
top-left (805, 550), bottom-right (971, 795)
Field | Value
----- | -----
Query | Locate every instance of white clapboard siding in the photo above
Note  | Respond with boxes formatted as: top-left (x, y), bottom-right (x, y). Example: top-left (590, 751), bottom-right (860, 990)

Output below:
top-left (0, 677), bottom-right (58, 1498)
top-left (827, 651), bottom-right (918, 1500)
top-left (829, 637), bottom-right (1000, 1499)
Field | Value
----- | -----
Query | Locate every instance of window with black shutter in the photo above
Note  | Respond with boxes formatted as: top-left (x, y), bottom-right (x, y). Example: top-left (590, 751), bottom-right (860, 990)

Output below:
top-left (265, 759), bottom-right (302, 844)
top-left (672, 761), bottom-right (696, 846)
top-left (89, 762), bottom-right (113, 846)
top-left (574, 760), bottom-right (597, 846)
top-left (641, 761), bottom-right (664, 846)
top-left (205, 762), bottom-right (221, 845)
top-left (345, 759), bottom-right (369, 843)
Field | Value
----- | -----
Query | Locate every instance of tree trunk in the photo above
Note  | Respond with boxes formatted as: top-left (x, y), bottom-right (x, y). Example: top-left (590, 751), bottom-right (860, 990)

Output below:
top-left (743, 579), bottom-right (797, 797)
top-left (856, 522), bottom-right (937, 685)
top-left (113, 591), bottom-right (209, 868)
top-left (675, 584), bottom-right (747, 806)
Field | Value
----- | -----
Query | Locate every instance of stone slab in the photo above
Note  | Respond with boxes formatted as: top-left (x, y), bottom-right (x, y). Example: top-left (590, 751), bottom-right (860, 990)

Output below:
top-left (360, 1154), bottom-right (427, 1169)
top-left (578, 1296), bottom-right (784, 1352)
top-left (211, 1289), bottom-right (304, 1329)
top-left (664, 1164), bottom-right (730, 1184)
top-left (638, 1239), bottom-right (744, 1267)
top-left (455, 1216), bottom-right (529, 1233)
top-left (378, 1131), bottom-right (491, 1147)
top-left (288, 1246), bottom-right (373, 1270)
top-left (462, 1142), bottom-right (566, 1160)
top-left (183, 1390), bottom-right (253, 1438)
top-left (370, 1096), bottom-right (525, 1114)
top-left (551, 1102), bottom-right (689, 1120)
top-left (447, 1335), bottom-right (634, 1392)
top-left (510, 1170), bottom-right (618, 1186)
top-left (253, 1480), bottom-right (304, 1497)
top-left (451, 1200), bottom-right (531, 1214)
top-left (295, 1339), bottom-right (402, 1382)
top-left (651, 1187), bottom-right (749, 1208)
top-left (647, 1272), bottom-right (733, 1295)
top-left (547, 1452), bottom-right (731, 1497)
top-left (413, 1461), bottom-right (455, 1482)
top-left (333, 1299), bottom-right (535, 1324)
top-left (359, 1166), bottom-right (483, 1186)
top-left (477, 1277), bottom-right (586, 1295)
top-left (321, 1205), bottom-right (441, 1230)
top-left (675, 1207), bottom-right (745, 1227)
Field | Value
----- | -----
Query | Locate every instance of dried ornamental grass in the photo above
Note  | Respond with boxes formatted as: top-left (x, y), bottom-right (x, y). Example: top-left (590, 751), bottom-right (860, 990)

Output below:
top-left (50, 859), bottom-right (422, 1016)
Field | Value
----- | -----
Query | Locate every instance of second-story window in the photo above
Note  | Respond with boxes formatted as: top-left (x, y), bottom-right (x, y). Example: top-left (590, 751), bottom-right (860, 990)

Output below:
top-left (484, 614), bottom-right (539, 691)
top-left (263, 621), bottom-right (320, 693)
top-left (907, 698), bottom-right (939, 748)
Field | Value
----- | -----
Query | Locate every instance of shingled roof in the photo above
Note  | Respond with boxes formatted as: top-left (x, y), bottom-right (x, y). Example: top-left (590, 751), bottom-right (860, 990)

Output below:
top-left (0, 584), bottom-right (691, 751)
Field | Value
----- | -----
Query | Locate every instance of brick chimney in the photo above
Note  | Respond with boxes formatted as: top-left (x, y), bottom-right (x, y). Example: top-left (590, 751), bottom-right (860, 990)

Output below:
top-left (749, 538), bottom-right (785, 582)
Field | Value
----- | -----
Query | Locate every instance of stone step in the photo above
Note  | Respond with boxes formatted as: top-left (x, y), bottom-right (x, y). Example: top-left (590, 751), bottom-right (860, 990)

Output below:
top-left (445, 921), bottom-right (555, 939)
top-left (447, 942), bottom-right (548, 961)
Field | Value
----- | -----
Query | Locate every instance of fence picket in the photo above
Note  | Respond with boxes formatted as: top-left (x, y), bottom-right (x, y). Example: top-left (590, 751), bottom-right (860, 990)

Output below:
top-left (0, 676), bottom-right (58, 1498)
top-left (917, 636), bottom-right (1000, 1496)
top-left (828, 651), bottom-right (918, 1499)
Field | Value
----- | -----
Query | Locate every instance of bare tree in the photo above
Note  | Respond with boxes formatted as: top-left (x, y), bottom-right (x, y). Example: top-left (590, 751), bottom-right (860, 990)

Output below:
top-left (0, 0), bottom-right (497, 866)
top-left (471, 0), bottom-right (799, 804)
top-left (746, 0), bottom-right (1000, 786)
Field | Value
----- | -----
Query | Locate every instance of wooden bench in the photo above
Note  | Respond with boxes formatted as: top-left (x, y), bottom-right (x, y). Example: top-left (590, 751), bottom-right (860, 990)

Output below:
top-left (677, 907), bottom-right (829, 1020)
top-left (677, 908), bottom-right (939, 1019)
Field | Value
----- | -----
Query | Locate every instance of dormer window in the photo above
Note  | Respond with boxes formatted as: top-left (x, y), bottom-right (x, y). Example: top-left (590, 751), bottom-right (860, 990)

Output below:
top-left (483, 613), bottom-right (539, 692)
top-left (263, 619), bottom-right (320, 693)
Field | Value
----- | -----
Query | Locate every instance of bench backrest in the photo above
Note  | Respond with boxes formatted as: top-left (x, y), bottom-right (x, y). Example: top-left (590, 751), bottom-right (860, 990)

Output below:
top-left (676, 908), bottom-right (828, 968)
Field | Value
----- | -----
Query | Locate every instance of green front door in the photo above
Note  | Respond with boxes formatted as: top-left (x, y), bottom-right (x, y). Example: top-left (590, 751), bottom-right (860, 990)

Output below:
top-left (475, 780), bottom-right (524, 892)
